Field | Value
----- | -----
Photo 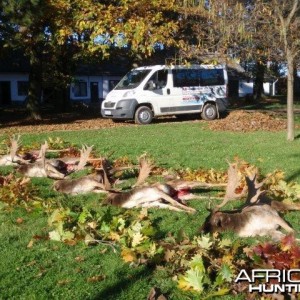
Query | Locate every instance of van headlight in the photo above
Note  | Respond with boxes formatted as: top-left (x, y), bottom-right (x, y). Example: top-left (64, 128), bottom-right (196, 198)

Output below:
top-left (123, 90), bottom-right (135, 98)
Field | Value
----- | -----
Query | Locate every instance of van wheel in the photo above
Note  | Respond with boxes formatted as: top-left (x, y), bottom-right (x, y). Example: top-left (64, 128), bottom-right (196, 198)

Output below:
top-left (134, 106), bottom-right (153, 125)
top-left (201, 103), bottom-right (217, 120)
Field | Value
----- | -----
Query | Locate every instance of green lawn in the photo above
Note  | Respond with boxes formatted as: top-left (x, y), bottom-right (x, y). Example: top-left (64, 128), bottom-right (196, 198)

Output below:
top-left (1, 121), bottom-right (300, 299)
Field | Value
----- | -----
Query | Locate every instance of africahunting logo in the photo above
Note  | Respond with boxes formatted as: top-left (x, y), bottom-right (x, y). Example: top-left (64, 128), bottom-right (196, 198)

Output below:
top-left (235, 269), bottom-right (300, 293)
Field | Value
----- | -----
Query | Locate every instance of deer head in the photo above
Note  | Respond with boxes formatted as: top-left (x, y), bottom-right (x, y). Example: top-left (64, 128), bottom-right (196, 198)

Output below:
top-left (201, 211), bottom-right (232, 234)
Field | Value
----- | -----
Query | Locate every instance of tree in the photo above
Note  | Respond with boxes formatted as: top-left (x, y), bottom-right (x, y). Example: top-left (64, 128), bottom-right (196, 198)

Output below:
top-left (253, 0), bottom-right (300, 141)
top-left (174, 1), bottom-right (252, 64)
top-left (0, 0), bottom-right (179, 119)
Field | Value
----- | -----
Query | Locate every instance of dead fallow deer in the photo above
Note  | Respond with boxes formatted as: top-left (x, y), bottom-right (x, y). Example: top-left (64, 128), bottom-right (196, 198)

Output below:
top-left (17, 141), bottom-right (65, 179)
top-left (201, 204), bottom-right (295, 241)
top-left (17, 143), bottom-right (93, 179)
top-left (53, 158), bottom-right (113, 195)
top-left (103, 184), bottom-right (196, 213)
top-left (201, 169), bottom-right (300, 241)
top-left (0, 135), bottom-right (34, 166)
top-left (102, 155), bottom-right (196, 213)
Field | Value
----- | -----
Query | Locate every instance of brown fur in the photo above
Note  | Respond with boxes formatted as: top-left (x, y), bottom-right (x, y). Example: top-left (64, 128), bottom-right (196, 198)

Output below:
top-left (53, 172), bottom-right (106, 195)
top-left (201, 204), bottom-right (295, 241)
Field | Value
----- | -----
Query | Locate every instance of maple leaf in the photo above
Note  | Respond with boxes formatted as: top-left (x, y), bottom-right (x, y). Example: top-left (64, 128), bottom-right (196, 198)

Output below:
top-left (190, 255), bottom-right (206, 272)
top-left (179, 269), bottom-right (205, 292)
top-left (164, 249), bottom-right (175, 262)
top-left (131, 232), bottom-right (144, 247)
top-left (281, 234), bottom-right (296, 251)
top-left (218, 264), bottom-right (233, 283)
top-left (219, 238), bottom-right (232, 248)
top-left (48, 209), bottom-right (67, 226)
top-left (109, 232), bottom-right (121, 241)
top-left (49, 230), bottom-right (61, 241)
top-left (196, 235), bottom-right (213, 250)
top-left (85, 234), bottom-right (97, 246)
top-left (121, 248), bottom-right (137, 263)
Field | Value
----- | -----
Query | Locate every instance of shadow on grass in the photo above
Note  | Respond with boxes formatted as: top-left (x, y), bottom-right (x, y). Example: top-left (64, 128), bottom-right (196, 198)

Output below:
top-left (91, 265), bottom-right (156, 300)
top-left (0, 105), bottom-right (103, 128)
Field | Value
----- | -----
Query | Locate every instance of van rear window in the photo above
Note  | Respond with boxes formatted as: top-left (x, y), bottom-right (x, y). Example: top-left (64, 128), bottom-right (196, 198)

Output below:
top-left (172, 68), bottom-right (225, 87)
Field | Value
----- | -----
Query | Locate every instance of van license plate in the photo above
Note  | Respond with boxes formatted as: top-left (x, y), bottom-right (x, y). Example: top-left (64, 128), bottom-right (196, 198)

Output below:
top-left (105, 110), bottom-right (112, 115)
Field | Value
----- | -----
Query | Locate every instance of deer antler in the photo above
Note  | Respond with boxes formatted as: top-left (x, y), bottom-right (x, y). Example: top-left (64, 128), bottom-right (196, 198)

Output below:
top-left (215, 161), bottom-right (248, 209)
top-left (77, 145), bottom-right (93, 170)
top-left (38, 141), bottom-right (49, 168)
top-left (9, 134), bottom-right (21, 161)
top-left (244, 167), bottom-right (266, 205)
top-left (133, 154), bottom-right (153, 187)
top-left (101, 158), bottom-right (113, 190)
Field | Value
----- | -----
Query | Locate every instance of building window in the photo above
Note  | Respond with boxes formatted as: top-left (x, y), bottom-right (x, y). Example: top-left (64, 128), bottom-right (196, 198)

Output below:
top-left (109, 80), bottom-right (119, 91)
top-left (73, 81), bottom-right (87, 97)
top-left (17, 81), bottom-right (29, 96)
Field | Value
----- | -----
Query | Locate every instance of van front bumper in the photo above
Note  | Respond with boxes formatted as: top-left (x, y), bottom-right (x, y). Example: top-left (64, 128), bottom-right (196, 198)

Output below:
top-left (101, 99), bottom-right (138, 119)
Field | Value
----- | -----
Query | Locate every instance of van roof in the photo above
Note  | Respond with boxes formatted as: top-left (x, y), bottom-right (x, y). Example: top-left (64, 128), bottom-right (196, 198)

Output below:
top-left (134, 64), bottom-right (226, 70)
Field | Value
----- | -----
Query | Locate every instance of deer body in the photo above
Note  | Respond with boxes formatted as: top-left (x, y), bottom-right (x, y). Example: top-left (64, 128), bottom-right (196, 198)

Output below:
top-left (53, 173), bottom-right (105, 194)
top-left (18, 161), bottom-right (66, 179)
top-left (104, 184), bottom-right (196, 213)
top-left (202, 204), bottom-right (295, 241)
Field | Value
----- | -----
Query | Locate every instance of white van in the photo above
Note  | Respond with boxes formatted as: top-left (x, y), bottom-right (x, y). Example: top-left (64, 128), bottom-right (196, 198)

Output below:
top-left (101, 64), bottom-right (228, 124)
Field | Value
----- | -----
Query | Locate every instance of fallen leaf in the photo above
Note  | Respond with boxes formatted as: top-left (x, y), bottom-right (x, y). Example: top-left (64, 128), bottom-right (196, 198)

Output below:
top-left (27, 240), bottom-right (34, 248)
top-left (87, 275), bottom-right (106, 283)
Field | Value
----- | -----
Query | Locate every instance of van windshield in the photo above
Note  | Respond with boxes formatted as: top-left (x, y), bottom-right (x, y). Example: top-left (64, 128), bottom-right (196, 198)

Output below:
top-left (114, 69), bottom-right (151, 90)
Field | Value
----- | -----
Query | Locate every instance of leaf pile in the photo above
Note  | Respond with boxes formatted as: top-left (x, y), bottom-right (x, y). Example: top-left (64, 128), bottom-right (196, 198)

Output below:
top-left (2, 116), bottom-right (133, 135)
top-left (264, 169), bottom-right (300, 201)
top-left (0, 174), bottom-right (40, 208)
top-left (209, 110), bottom-right (286, 132)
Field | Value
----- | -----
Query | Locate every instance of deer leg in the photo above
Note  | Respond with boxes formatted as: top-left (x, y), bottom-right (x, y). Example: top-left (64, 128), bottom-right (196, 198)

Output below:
top-left (274, 216), bottom-right (295, 233)
top-left (264, 229), bottom-right (286, 242)
top-left (155, 190), bottom-right (196, 213)
top-left (139, 201), bottom-right (185, 212)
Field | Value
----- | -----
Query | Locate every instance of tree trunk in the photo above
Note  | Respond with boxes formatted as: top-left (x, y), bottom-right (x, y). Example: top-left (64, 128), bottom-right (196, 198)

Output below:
top-left (286, 53), bottom-right (295, 141)
top-left (26, 53), bottom-right (42, 120)
top-left (253, 60), bottom-right (265, 102)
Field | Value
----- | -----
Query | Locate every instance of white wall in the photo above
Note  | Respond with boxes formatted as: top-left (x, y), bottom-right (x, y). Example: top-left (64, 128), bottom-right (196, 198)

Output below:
top-left (239, 80), bottom-right (254, 97)
top-left (0, 73), bottom-right (29, 102)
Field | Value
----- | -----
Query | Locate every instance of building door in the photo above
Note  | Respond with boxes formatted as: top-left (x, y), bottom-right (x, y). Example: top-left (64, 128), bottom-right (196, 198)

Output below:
top-left (90, 82), bottom-right (99, 103)
top-left (0, 81), bottom-right (11, 105)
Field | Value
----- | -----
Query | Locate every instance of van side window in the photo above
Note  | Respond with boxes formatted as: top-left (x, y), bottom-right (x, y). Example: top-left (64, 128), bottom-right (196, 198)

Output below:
top-left (200, 69), bottom-right (225, 86)
top-left (172, 69), bottom-right (200, 87)
top-left (144, 70), bottom-right (168, 90)
top-left (173, 68), bottom-right (225, 87)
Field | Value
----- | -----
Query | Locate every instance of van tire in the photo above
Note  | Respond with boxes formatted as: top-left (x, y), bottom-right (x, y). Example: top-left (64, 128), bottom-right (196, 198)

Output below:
top-left (201, 103), bottom-right (217, 120)
top-left (134, 106), bottom-right (153, 125)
